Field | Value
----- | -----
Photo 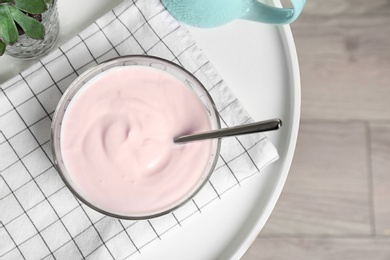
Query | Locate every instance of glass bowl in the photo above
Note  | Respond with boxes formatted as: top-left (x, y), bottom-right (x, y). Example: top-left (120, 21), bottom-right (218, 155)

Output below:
top-left (51, 55), bottom-right (221, 219)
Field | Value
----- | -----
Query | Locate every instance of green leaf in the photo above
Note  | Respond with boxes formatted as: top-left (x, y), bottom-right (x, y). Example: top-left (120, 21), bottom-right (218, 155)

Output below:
top-left (15, 0), bottom-right (47, 14)
top-left (0, 40), bottom-right (6, 56)
top-left (0, 5), bottom-right (18, 44)
top-left (0, 0), bottom-right (15, 4)
top-left (9, 6), bottom-right (44, 39)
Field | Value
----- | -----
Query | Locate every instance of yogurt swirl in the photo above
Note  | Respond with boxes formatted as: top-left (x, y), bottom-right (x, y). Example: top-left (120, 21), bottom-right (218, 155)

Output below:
top-left (61, 66), bottom-right (212, 216)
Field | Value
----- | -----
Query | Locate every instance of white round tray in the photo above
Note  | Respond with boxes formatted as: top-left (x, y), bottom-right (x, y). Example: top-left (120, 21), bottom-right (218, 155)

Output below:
top-left (0, 1), bottom-right (300, 259)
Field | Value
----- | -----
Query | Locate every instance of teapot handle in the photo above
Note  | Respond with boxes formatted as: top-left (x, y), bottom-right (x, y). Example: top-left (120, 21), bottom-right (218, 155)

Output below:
top-left (243, 0), bottom-right (306, 24)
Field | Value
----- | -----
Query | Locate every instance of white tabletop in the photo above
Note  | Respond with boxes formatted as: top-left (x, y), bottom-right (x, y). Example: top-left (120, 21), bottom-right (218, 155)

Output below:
top-left (0, 0), bottom-right (300, 259)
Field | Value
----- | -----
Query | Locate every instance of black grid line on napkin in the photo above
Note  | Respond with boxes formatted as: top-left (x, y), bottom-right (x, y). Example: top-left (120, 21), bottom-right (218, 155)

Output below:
top-left (0, 0), bottom-right (278, 259)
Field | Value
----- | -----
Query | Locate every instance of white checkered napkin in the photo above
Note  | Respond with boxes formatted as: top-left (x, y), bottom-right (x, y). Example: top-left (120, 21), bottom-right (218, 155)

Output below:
top-left (0, 0), bottom-right (279, 259)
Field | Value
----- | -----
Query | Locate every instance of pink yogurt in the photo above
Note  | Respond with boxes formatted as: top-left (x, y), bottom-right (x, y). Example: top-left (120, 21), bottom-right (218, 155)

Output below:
top-left (61, 66), bottom-right (212, 217)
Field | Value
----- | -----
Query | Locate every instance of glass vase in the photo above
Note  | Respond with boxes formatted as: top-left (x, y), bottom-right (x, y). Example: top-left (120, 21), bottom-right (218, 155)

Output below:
top-left (5, 0), bottom-right (60, 59)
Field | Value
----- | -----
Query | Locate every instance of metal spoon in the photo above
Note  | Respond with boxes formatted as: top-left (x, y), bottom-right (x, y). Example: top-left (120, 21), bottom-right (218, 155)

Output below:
top-left (174, 118), bottom-right (282, 143)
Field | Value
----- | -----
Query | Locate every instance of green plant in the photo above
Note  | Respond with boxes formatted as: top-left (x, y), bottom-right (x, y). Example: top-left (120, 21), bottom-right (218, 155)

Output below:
top-left (0, 0), bottom-right (51, 56)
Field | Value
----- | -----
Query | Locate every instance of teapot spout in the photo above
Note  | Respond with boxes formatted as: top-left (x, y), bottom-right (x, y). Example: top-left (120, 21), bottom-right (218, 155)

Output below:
top-left (242, 0), bottom-right (305, 25)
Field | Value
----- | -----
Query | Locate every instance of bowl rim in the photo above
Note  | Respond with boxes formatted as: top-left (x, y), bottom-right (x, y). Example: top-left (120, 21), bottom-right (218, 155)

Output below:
top-left (51, 55), bottom-right (221, 220)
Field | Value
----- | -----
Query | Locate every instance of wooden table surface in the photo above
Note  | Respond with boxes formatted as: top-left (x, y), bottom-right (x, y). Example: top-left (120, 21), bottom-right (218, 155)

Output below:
top-left (243, 0), bottom-right (390, 259)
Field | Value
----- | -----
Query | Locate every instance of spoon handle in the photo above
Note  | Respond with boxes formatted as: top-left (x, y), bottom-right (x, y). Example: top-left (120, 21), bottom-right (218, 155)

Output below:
top-left (174, 118), bottom-right (282, 143)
